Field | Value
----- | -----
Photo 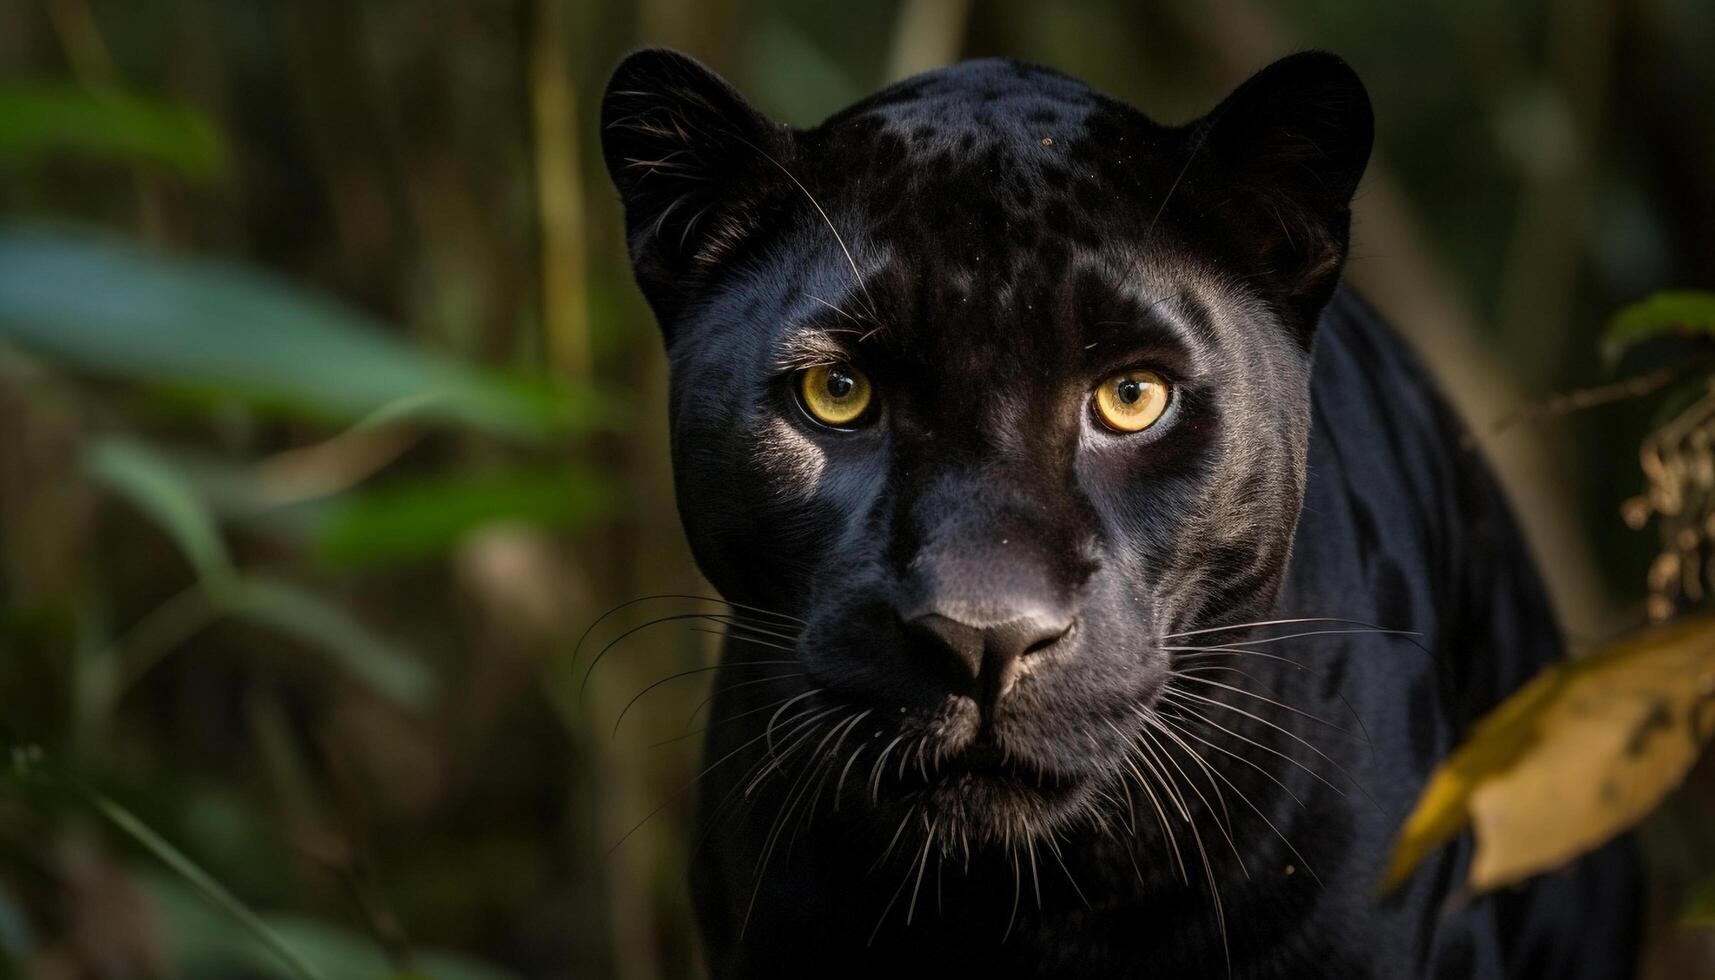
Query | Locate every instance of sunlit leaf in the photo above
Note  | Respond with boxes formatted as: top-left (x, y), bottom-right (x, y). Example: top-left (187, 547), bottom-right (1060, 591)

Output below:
top-left (0, 81), bottom-right (227, 179)
top-left (314, 468), bottom-right (618, 567)
top-left (229, 578), bottom-right (437, 709)
top-left (84, 437), bottom-right (235, 587)
top-left (0, 228), bottom-right (610, 441)
top-left (1603, 290), bottom-right (1715, 365)
top-left (1384, 615), bottom-right (1715, 895)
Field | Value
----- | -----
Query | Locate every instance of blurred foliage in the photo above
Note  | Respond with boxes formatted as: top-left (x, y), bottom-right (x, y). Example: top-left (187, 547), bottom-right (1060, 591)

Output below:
top-left (0, 0), bottom-right (1711, 978)
top-left (1605, 290), bottom-right (1715, 364)
top-left (1385, 614), bottom-right (1715, 896)
top-left (0, 229), bottom-right (607, 440)
top-left (0, 81), bottom-right (227, 179)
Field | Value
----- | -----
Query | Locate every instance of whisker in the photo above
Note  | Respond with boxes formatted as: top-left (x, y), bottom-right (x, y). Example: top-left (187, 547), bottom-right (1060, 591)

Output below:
top-left (1168, 721), bottom-right (1310, 812)
top-left (905, 818), bottom-right (938, 926)
top-left (743, 710), bottom-right (852, 938)
top-left (655, 689), bottom-right (816, 751)
top-left (802, 709), bottom-right (871, 826)
top-left (872, 808), bottom-right (917, 875)
top-left (763, 690), bottom-right (822, 760)
top-left (834, 740), bottom-right (870, 812)
top-left (870, 734), bottom-right (907, 804)
top-left (869, 816), bottom-right (934, 944)
top-left (1162, 615), bottom-right (1407, 640)
top-left (806, 293), bottom-right (867, 327)
top-left (580, 611), bottom-right (801, 702)
top-left (1134, 727), bottom-right (1193, 821)
top-left (687, 706), bottom-right (834, 867)
top-left (1003, 846), bottom-right (1022, 942)
top-left (739, 706), bottom-right (844, 801)
top-left (1167, 646), bottom-right (1376, 749)
top-left (1104, 718), bottom-right (1185, 882)
top-left (1181, 627), bottom-right (1423, 650)
top-left (609, 702), bottom-right (823, 858)
top-left (1156, 697), bottom-right (1349, 800)
top-left (612, 659), bottom-right (798, 738)
top-left (1026, 837), bottom-right (1043, 911)
top-left (685, 624), bottom-right (800, 654)
top-left (1169, 671), bottom-right (1364, 742)
top-left (1163, 688), bottom-right (1380, 811)
top-left (1147, 713), bottom-right (1323, 888)
top-left (664, 675), bottom-right (808, 745)
top-left (1139, 717), bottom-right (1247, 880)
top-left (575, 592), bottom-right (801, 664)
top-left (1141, 727), bottom-right (1230, 979)
top-left (1044, 832), bottom-right (1093, 910)
top-left (790, 711), bottom-right (868, 849)
top-left (687, 615), bottom-right (805, 646)
top-left (730, 134), bottom-right (882, 324)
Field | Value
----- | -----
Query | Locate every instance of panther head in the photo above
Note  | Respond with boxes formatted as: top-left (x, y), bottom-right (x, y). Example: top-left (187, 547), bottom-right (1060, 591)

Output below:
top-left (600, 50), bottom-right (1372, 843)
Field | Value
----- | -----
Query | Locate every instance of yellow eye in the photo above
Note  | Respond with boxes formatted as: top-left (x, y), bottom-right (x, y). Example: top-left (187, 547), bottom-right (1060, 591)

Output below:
top-left (1092, 369), bottom-right (1171, 433)
top-left (798, 364), bottom-right (873, 427)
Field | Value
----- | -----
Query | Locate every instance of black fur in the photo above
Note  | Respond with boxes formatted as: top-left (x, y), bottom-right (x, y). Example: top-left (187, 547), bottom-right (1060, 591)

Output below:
top-left (600, 50), bottom-right (1642, 978)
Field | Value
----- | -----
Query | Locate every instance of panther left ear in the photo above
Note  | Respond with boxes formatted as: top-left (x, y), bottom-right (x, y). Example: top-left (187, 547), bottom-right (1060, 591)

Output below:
top-left (600, 48), bottom-right (787, 324)
top-left (1188, 52), bottom-right (1374, 333)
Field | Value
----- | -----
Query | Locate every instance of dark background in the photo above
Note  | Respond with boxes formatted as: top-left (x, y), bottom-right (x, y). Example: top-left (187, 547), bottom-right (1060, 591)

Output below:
top-left (0, 1), bottom-right (1712, 977)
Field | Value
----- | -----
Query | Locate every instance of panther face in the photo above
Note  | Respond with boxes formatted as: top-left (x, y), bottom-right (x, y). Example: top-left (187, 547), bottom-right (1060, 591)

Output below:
top-left (600, 50), bottom-right (1371, 844)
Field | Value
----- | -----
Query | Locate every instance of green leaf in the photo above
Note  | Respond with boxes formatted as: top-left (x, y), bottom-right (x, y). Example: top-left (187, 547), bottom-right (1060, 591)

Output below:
top-left (84, 791), bottom-right (327, 980)
top-left (229, 578), bottom-right (437, 709)
top-left (1602, 290), bottom-right (1715, 365)
top-left (0, 754), bottom-right (320, 977)
top-left (0, 228), bottom-right (610, 441)
top-left (314, 468), bottom-right (618, 567)
top-left (0, 80), bottom-right (227, 179)
top-left (148, 875), bottom-right (522, 980)
top-left (83, 437), bottom-right (235, 587)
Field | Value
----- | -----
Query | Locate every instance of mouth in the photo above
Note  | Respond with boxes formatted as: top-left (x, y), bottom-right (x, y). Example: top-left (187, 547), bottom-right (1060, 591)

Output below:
top-left (892, 736), bottom-right (1096, 840)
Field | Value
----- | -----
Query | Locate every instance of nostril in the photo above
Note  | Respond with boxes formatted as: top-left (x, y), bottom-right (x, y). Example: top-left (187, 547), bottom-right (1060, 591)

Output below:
top-left (994, 615), bottom-right (1073, 663)
top-left (904, 612), bottom-right (986, 681)
top-left (1020, 620), bottom-right (1072, 658)
top-left (905, 606), bottom-right (1073, 685)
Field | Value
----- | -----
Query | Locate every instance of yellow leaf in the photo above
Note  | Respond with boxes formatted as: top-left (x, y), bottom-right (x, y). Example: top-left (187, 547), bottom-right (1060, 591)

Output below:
top-left (1383, 614), bottom-right (1715, 895)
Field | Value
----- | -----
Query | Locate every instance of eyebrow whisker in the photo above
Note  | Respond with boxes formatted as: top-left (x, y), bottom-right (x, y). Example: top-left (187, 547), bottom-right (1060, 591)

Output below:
top-left (807, 293), bottom-right (865, 327)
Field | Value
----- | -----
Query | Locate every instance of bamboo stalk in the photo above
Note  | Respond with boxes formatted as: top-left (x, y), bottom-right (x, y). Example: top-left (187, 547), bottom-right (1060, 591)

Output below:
top-left (530, 0), bottom-right (591, 380)
top-left (885, 0), bottom-right (972, 82)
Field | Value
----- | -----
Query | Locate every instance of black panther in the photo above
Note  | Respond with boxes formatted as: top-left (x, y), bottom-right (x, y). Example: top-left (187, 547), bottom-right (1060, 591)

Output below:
top-left (598, 48), bottom-right (1642, 978)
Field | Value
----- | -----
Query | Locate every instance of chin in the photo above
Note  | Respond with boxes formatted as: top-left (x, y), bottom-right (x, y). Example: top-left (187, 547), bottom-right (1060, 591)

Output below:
top-left (880, 728), bottom-right (1110, 848)
top-left (923, 769), bottom-right (1100, 848)
top-left (830, 674), bottom-right (1166, 850)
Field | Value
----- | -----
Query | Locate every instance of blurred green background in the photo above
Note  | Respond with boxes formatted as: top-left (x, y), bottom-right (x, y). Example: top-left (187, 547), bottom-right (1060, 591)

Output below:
top-left (1, 0), bottom-right (1712, 977)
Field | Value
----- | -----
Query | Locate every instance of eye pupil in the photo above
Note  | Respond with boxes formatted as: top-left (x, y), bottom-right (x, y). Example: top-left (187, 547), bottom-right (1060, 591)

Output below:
top-left (798, 364), bottom-right (874, 427)
top-left (1092, 368), bottom-right (1170, 433)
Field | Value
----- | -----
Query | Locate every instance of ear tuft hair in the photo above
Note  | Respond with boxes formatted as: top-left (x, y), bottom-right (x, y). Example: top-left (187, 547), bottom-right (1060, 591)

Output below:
top-left (599, 49), bottom-right (785, 319)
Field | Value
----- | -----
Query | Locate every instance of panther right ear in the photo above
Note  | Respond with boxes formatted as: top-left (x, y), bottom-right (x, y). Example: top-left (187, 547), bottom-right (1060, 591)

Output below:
top-left (600, 49), bottom-right (785, 321)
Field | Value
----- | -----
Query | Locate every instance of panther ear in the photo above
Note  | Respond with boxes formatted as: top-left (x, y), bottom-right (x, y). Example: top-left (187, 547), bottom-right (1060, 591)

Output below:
top-left (600, 49), bottom-right (786, 321)
top-left (1190, 52), bottom-right (1373, 333)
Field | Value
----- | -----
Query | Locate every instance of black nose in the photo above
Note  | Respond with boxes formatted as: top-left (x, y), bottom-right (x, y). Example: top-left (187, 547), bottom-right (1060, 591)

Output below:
top-left (904, 606), bottom-right (1073, 704)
